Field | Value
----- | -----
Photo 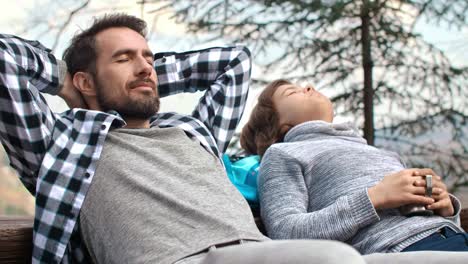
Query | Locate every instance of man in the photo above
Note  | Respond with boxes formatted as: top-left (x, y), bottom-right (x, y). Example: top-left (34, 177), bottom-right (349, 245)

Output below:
top-left (0, 13), bottom-right (364, 264)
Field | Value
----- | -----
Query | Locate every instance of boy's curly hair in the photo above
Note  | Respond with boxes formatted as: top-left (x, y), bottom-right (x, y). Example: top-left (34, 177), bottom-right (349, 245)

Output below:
top-left (240, 79), bottom-right (291, 156)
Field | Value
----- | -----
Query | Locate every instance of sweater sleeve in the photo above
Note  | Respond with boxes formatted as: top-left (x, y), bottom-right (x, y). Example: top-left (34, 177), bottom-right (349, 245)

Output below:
top-left (444, 194), bottom-right (462, 226)
top-left (259, 146), bottom-right (380, 241)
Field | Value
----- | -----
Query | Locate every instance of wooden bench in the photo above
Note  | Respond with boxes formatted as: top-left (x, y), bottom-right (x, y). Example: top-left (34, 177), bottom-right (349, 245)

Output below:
top-left (0, 216), bottom-right (33, 264)
top-left (2, 209), bottom-right (468, 263)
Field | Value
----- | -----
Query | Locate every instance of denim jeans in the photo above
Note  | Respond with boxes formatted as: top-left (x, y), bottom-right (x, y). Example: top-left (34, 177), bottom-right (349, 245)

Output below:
top-left (402, 227), bottom-right (468, 252)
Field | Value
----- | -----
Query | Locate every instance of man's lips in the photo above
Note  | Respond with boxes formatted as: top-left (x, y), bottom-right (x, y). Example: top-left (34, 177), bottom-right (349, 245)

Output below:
top-left (132, 84), bottom-right (154, 90)
top-left (129, 79), bottom-right (156, 90)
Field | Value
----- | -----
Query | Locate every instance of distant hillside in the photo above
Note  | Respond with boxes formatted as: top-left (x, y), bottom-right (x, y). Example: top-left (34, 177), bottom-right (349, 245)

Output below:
top-left (0, 148), bottom-right (34, 216)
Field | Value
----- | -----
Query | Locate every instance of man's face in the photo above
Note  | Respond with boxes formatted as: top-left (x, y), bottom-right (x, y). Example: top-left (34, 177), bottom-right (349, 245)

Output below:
top-left (92, 27), bottom-right (159, 120)
top-left (272, 83), bottom-right (334, 128)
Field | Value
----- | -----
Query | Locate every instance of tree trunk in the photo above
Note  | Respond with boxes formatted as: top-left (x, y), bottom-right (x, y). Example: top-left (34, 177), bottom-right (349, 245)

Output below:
top-left (361, 4), bottom-right (374, 145)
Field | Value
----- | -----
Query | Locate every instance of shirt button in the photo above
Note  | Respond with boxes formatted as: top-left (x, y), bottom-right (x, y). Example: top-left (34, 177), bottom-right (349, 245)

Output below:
top-left (85, 172), bottom-right (91, 178)
top-left (101, 124), bottom-right (106, 130)
top-left (161, 57), bottom-right (166, 63)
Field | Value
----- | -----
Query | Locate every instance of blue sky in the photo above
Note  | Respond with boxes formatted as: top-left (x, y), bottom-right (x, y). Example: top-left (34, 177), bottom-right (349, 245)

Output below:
top-left (414, 18), bottom-right (467, 68)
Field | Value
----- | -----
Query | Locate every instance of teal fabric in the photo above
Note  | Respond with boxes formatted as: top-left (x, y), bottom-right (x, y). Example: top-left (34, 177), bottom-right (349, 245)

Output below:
top-left (223, 154), bottom-right (260, 207)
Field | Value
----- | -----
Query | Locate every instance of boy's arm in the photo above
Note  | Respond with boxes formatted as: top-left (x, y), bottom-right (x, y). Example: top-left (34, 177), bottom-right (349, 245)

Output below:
top-left (259, 147), bottom-right (380, 241)
top-left (0, 34), bottom-right (61, 194)
top-left (154, 46), bottom-right (251, 153)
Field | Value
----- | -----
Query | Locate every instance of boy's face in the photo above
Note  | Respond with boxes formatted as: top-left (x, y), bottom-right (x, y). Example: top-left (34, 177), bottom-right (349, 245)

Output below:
top-left (92, 27), bottom-right (159, 119)
top-left (272, 83), bottom-right (334, 130)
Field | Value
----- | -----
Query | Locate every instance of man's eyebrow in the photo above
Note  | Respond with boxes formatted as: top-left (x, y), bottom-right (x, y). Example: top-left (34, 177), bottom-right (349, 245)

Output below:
top-left (142, 49), bottom-right (154, 59)
top-left (111, 49), bottom-right (134, 58)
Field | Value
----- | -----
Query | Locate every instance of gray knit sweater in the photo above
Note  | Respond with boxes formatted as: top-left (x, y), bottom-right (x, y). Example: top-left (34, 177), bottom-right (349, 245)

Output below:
top-left (259, 121), bottom-right (463, 254)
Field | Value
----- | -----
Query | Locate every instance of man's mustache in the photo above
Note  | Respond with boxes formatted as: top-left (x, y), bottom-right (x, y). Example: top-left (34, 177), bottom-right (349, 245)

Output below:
top-left (128, 78), bottom-right (157, 89)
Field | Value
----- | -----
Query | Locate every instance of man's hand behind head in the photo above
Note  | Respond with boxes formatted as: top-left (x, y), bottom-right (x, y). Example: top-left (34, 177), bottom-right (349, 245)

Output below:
top-left (58, 72), bottom-right (89, 109)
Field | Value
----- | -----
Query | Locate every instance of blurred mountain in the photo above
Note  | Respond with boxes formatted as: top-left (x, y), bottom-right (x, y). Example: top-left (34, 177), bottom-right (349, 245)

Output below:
top-left (0, 148), bottom-right (34, 216)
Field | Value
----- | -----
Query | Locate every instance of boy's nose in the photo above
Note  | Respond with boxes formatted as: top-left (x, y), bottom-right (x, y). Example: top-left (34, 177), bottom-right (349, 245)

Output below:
top-left (305, 85), bottom-right (316, 92)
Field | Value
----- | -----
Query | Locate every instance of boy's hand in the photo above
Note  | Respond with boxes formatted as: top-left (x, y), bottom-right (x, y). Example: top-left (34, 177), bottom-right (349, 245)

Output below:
top-left (58, 73), bottom-right (88, 109)
top-left (414, 173), bottom-right (455, 217)
top-left (368, 168), bottom-right (435, 210)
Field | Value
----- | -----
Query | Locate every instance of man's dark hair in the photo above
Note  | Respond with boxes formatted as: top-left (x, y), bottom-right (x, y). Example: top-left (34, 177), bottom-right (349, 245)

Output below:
top-left (62, 13), bottom-right (147, 76)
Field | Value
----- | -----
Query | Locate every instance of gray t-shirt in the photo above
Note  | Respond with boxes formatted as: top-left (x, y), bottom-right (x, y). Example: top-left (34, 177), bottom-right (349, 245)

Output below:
top-left (80, 127), bottom-right (266, 264)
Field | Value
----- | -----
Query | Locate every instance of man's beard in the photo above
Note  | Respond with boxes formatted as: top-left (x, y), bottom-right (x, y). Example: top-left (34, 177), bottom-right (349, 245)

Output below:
top-left (95, 77), bottom-right (160, 120)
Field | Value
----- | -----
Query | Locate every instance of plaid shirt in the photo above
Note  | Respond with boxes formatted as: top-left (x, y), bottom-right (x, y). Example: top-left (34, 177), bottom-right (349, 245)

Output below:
top-left (0, 34), bottom-right (251, 263)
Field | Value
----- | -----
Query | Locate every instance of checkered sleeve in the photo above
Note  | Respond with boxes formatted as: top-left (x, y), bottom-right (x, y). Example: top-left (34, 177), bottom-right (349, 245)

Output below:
top-left (0, 34), bottom-right (60, 194)
top-left (154, 46), bottom-right (251, 152)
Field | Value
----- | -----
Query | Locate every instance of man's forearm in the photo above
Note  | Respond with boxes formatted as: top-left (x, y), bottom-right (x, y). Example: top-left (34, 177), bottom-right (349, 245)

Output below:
top-left (154, 45), bottom-right (251, 97)
top-left (0, 34), bottom-right (62, 94)
top-left (153, 45), bottom-right (251, 153)
top-left (0, 34), bottom-right (58, 192)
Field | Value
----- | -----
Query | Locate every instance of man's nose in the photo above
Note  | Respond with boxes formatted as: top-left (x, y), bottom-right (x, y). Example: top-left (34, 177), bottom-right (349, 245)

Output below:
top-left (135, 58), bottom-right (152, 77)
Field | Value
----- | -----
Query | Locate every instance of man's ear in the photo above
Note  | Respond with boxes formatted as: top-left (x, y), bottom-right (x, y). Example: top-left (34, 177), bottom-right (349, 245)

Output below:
top-left (72, 72), bottom-right (97, 97)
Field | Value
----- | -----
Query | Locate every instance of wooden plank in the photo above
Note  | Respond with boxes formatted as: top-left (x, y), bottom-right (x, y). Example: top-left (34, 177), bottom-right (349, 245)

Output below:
top-left (0, 216), bottom-right (33, 264)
